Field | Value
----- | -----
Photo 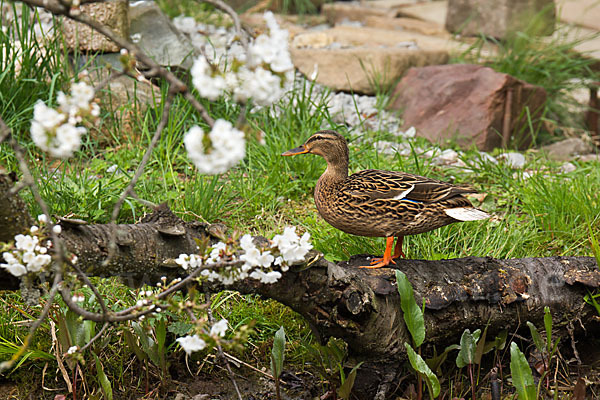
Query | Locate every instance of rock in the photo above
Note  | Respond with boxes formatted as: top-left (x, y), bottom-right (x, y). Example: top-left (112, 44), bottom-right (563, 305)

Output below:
top-left (389, 64), bottom-right (547, 151)
top-left (129, 1), bottom-right (198, 69)
top-left (436, 148), bottom-right (460, 164)
top-left (541, 138), bottom-right (595, 161)
top-left (292, 46), bottom-right (448, 94)
top-left (364, 16), bottom-right (450, 37)
top-left (290, 25), bottom-right (467, 94)
top-left (240, 13), bottom-right (312, 38)
top-left (559, 162), bottom-right (577, 173)
top-left (397, 0), bottom-right (449, 26)
top-left (578, 154), bottom-right (600, 163)
top-left (497, 152), bottom-right (526, 169)
top-left (62, 0), bottom-right (128, 52)
top-left (445, 0), bottom-right (555, 39)
top-left (557, 0), bottom-right (600, 31)
top-left (321, 2), bottom-right (392, 25)
top-left (476, 151), bottom-right (498, 164)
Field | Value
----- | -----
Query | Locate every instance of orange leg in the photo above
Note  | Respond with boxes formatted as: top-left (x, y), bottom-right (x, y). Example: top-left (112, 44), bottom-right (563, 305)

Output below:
top-left (360, 237), bottom-right (395, 269)
top-left (393, 236), bottom-right (406, 258)
top-left (360, 236), bottom-right (406, 269)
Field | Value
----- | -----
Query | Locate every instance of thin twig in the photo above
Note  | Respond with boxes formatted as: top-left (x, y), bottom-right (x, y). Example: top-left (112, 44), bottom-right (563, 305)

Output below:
top-left (199, 0), bottom-right (248, 49)
top-left (207, 304), bottom-right (243, 400)
top-left (79, 322), bottom-right (109, 352)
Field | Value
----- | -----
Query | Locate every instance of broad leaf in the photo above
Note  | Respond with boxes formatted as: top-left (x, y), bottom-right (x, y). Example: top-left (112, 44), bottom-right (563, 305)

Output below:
top-left (527, 321), bottom-right (544, 353)
top-left (395, 270), bottom-right (425, 347)
top-left (270, 326), bottom-right (286, 378)
top-left (405, 343), bottom-right (440, 398)
top-left (510, 342), bottom-right (537, 400)
top-left (456, 329), bottom-right (479, 368)
top-left (92, 352), bottom-right (113, 400)
top-left (123, 328), bottom-right (147, 361)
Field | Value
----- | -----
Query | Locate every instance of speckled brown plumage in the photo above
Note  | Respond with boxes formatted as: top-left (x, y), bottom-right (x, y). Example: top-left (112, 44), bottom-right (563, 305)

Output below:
top-left (282, 130), bottom-right (490, 268)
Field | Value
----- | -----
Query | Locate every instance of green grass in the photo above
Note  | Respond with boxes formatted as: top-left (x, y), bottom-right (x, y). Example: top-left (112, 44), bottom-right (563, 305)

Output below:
top-left (2, 3), bottom-right (600, 398)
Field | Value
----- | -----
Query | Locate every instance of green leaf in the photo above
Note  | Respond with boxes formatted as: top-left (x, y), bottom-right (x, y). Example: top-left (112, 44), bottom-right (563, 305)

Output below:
top-left (123, 329), bottom-right (147, 361)
top-left (337, 362), bottom-right (363, 400)
top-left (92, 352), bottom-right (113, 400)
top-left (270, 326), bottom-right (286, 379)
top-left (426, 344), bottom-right (459, 374)
top-left (395, 270), bottom-right (425, 347)
top-left (474, 325), bottom-right (488, 365)
top-left (132, 322), bottom-right (159, 365)
top-left (405, 343), bottom-right (440, 398)
top-left (456, 329), bottom-right (478, 368)
top-left (526, 321), bottom-right (544, 353)
top-left (510, 342), bottom-right (537, 400)
top-left (494, 330), bottom-right (508, 351)
top-left (544, 306), bottom-right (552, 354)
top-left (66, 310), bottom-right (94, 348)
top-left (167, 321), bottom-right (194, 336)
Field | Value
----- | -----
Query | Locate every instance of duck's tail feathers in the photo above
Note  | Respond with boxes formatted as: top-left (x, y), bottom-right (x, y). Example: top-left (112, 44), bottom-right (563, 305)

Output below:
top-left (445, 207), bottom-right (491, 221)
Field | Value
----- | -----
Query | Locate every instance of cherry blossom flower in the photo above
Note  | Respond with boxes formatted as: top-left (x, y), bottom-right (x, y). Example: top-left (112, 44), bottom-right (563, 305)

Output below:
top-left (176, 335), bottom-right (207, 356)
top-left (210, 319), bottom-right (228, 337)
top-left (30, 81), bottom-right (97, 158)
top-left (184, 119), bottom-right (246, 174)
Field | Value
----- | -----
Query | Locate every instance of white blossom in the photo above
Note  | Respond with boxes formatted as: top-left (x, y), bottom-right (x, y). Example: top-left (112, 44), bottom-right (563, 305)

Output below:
top-left (52, 225), bottom-right (62, 234)
top-left (184, 120), bottom-right (246, 174)
top-left (175, 253), bottom-right (202, 270)
top-left (250, 269), bottom-right (282, 284)
top-left (271, 227), bottom-right (313, 264)
top-left (191, 56), bottom-right (226, 101)
top-left (30, 82), bottom-right (97, 159)
top-left (210, 319), bottom-right (228, 337)
top-left (176, 335), bottom-right (207, 355)
top-left (15, 234), bottom-right (38, 252)
top-left (26, 254), bottom-right (51, 272)
top-left (67, 346), bottom-right (78, 354)
top-left (1, 262), bottom-right (27, 277)
top-left (37, 214), bottom-right (48, 224)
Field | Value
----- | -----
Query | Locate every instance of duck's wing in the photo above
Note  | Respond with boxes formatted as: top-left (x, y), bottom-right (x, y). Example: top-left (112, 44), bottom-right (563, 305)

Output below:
top-left (343, 170), bottom-right (476, 203)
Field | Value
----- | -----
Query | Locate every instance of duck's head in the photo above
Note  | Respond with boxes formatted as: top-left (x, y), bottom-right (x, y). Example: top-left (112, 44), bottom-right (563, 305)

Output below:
top-left (282, 130), bottom-right (349, 166)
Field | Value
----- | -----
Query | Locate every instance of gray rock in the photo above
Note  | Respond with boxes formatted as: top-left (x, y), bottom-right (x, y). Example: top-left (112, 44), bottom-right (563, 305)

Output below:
top-left (497, 152), bottom-right (526, 169)
top-left (542, 138), bottom-right (594, 161)
top-left (129, 1), bottom-right (198, 69)
top-left (578, 154), bottom-right (600, 163)
top-left (559, 162), bottom-right (577, 174)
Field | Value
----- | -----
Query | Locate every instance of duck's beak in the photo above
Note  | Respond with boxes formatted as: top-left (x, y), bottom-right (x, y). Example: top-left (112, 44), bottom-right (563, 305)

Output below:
top-left (281, 145), bottom-right (309, 156)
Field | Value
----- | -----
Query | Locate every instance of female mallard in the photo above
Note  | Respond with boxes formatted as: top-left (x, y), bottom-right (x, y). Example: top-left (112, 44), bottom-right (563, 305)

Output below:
top-left (282, 130), bottom-right (490, 269)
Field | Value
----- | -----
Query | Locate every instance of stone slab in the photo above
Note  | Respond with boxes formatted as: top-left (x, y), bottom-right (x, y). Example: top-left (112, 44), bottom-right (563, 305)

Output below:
top-left (321, 2), bottom-right (392, 25)
top-left (397, 0), bottom-right (448, 26)
top-left (365, 15), bottom-right (450, 37)
top-left (129, 1), bottom-right (197, 69)
top-left (557, 0), bottom-right (600, 30)
top-left (292, 25), bottom-right (466, 53)
top-left (291, 46), bottom-right (449, 94)
top-left (445, 0), bottom-right (555, 39)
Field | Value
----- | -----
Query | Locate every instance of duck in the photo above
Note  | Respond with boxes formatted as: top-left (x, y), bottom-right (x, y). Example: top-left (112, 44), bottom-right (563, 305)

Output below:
top-left (282, 130), bottom-right (490, 269)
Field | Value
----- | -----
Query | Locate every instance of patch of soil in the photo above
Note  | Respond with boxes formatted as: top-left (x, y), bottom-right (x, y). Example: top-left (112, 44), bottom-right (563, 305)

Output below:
top-left (170, 368), bottom-right (321, 400)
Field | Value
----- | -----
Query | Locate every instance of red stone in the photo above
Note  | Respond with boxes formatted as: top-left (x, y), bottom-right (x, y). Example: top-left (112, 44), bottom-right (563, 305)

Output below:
top-left (389, 64), bottom-right (547, 151)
